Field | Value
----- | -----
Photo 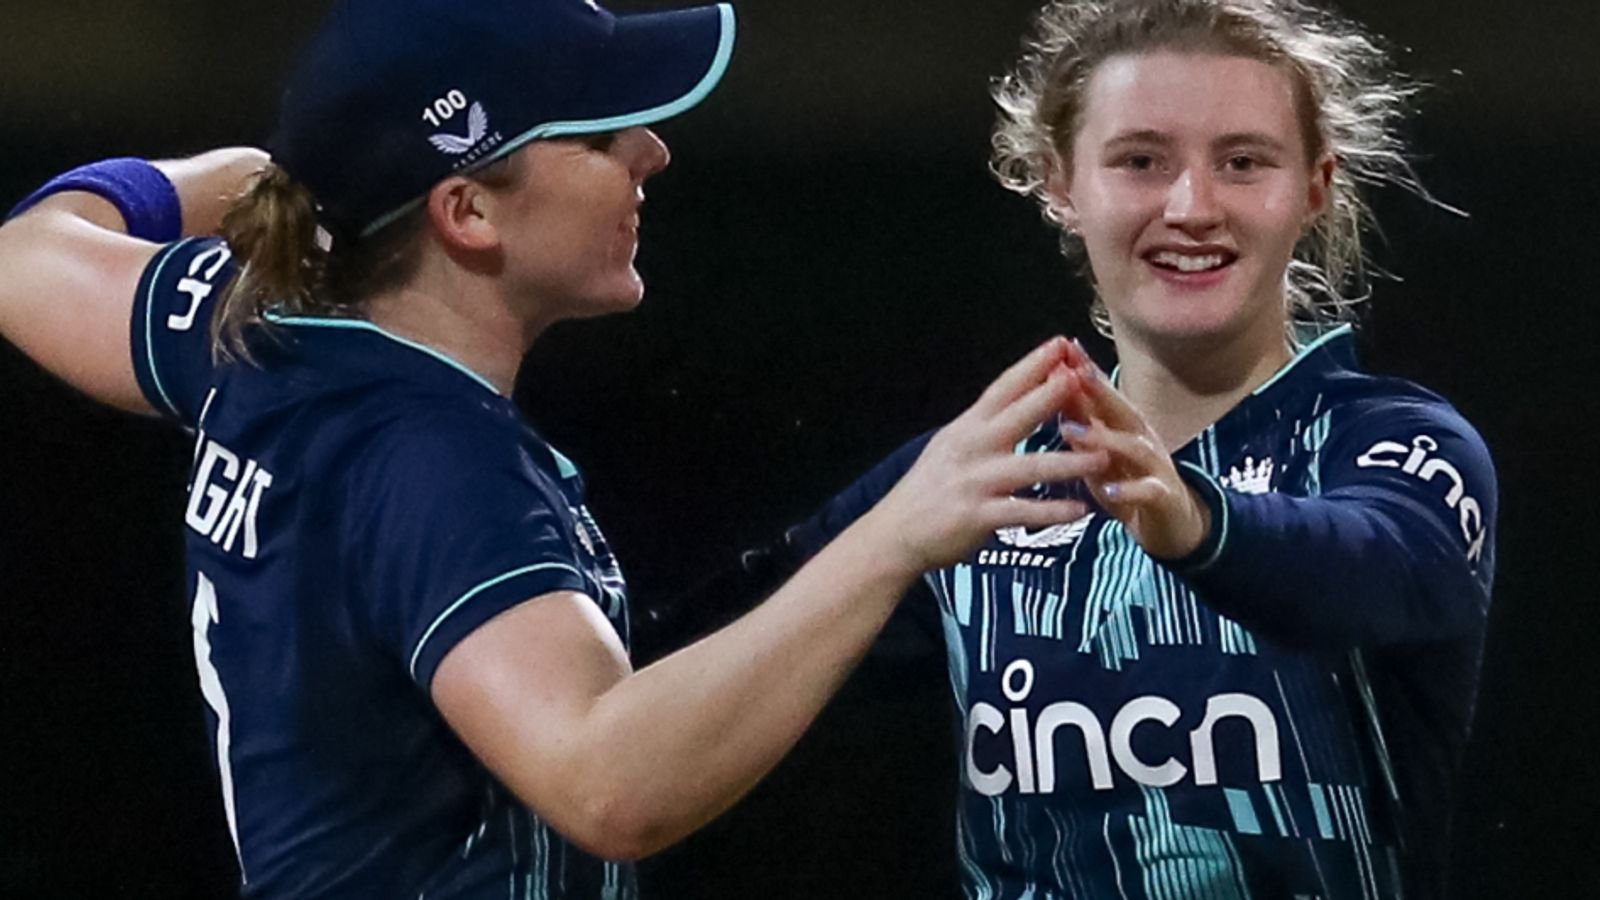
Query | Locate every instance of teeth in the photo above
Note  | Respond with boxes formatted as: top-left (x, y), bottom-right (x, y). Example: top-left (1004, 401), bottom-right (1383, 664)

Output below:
top-left (1152, 251), bottom-right (1226, 273)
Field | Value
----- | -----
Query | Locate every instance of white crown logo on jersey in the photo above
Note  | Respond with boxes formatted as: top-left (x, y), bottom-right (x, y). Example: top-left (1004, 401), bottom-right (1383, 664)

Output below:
top-left (429, 102), bottom-right (490, 155)
top-left (1221, 456), bottom-right (1275, 495)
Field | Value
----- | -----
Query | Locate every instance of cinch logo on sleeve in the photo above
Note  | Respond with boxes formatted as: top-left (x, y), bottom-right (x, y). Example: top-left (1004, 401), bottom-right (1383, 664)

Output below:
top-left (168, 244), bottom-right (233, 332)
top-left (964, 658), bottom-right (1282, 796)
top-left (1355, 434), bottom-right (1487, 564)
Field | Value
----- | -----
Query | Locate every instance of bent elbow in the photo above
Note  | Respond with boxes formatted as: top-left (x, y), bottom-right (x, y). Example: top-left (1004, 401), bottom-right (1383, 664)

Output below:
top-left (566, 791), bottom-right (675, 862)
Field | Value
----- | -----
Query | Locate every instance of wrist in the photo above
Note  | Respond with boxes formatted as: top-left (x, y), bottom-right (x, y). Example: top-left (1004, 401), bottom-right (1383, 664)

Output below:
top-left (7, 157), bottom-right (181, 242)
top-left (1155, 462), bottom-right (1230, 571)
top-left (848, 504), bottom-right (932, 587)
top-left (1179, 484), bottom-right (1212, 555)
top-left (154, 147), bottom-right (271, 236)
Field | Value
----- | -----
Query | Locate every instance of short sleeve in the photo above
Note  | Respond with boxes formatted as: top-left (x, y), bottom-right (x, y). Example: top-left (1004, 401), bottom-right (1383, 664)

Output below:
top-left (129, 236), bottom-right (236, 427)
top-left (346, 409), bottom-right (592, 690)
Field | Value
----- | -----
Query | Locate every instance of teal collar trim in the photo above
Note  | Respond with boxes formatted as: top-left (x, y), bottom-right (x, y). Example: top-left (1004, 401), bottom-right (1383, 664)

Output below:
top-left (262, 312), bottom-right (503, 396)
top-left (1250, 324), bottom-right (1353, 397)
top-left (1107, 323), bottom-right (1352, 394)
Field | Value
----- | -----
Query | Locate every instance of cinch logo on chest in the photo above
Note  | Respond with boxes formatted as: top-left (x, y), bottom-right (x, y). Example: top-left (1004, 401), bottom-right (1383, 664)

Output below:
top-left (964, 658), bottom-right (1282, 796)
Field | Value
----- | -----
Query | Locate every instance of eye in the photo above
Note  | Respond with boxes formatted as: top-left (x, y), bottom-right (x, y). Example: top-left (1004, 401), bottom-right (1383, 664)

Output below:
top-left (1224, 154), bottom-right (1258, 173)
top-left (1118, 153), bottom-right (1158, 172)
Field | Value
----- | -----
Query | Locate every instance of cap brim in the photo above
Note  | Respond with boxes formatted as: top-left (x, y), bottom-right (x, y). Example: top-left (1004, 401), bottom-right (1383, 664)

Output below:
top-left (497, 3), bottom-right (734, 154)
top-left (359, 3), bottom-right (734, 237)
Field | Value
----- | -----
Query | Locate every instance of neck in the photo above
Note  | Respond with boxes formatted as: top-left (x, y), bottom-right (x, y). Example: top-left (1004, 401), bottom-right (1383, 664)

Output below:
top-left (1112, 320), bottom-right (1293, 451)
top-left (364, 257), bottom-right (552, 397)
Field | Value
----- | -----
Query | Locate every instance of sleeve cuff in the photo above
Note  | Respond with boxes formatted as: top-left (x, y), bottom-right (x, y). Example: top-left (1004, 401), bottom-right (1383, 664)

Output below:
top-left (1154, 462), bottom-right (1231, 573)
top-left (407, 561), bottom-right (589, 689)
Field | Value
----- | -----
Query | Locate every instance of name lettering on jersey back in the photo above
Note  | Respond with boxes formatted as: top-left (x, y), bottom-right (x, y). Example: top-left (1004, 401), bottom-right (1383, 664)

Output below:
top-left (1355, 434), bottom-right (1486, 564)
top-left (964, 658), bottom-right (1282, 796)
top-left (169, 244), bottom-right (233, 332)
top-left (186, 435), bottom-right (274, 559)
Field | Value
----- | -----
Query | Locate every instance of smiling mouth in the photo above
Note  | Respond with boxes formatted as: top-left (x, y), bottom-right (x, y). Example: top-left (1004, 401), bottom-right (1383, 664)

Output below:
top-left (1144, 248), bottom-right (1238, 274)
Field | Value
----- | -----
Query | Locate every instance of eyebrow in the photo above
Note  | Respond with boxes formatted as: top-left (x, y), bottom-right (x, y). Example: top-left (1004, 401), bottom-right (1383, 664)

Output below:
top-left (1102, 129), bottom-right (1173, 150)
top-left (1100, 129), bottom-right (1290, 153)
top-left (1213, 131), bottom-right (1291, 153)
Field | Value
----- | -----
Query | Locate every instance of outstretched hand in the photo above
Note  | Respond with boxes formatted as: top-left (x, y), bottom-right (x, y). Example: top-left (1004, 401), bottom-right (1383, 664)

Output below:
top-left (1056, 344), bottom-right (1212, 561)
top-left (868, 337), bottom-right (1108, 576)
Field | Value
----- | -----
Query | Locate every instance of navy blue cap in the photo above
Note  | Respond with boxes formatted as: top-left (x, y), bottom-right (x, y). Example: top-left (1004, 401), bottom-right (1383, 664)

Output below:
top-left (270, 0), bottom-right (735, 237)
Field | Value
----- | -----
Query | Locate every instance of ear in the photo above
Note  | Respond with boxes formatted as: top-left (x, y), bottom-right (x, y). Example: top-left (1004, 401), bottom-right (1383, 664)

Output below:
top-left (425, 177), bottom-right (500, 253)
top-left (1045, 165), bottom-right (1080, 233)
top-left (1304, 151), bottom-right (1336, 226)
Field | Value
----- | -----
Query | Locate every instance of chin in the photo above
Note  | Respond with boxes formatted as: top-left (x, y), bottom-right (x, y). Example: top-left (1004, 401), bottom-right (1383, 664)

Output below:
top-left (575, 274), bottom-right (647, 317)
top-left (1120, 297), bottom-right (1244, 344)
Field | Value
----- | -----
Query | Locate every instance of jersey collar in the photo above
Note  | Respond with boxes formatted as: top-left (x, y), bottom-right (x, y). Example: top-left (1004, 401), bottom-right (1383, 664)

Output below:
top-left (262, 312), bottom-right (504, 396)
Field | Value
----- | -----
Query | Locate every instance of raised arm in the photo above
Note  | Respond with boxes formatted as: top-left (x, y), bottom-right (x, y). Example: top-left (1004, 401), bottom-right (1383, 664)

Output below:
top-left (0, 148), bottom-right (266, 412)
top-left (430, 338), bottom-right (1108, 860)
top-left (1061, 354), bottom-right (1496, 650)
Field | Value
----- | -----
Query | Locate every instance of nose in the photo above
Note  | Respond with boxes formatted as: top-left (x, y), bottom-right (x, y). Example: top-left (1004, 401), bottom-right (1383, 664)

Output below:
top-left (1164, 167), bottom-right (1223, 234)
top-left (621, 127), bottom-right (671, 182)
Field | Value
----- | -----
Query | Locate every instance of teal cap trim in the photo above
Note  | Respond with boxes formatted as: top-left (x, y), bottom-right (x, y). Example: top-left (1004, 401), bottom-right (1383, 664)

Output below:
top-left (262, 312), bottom-right (503, 396)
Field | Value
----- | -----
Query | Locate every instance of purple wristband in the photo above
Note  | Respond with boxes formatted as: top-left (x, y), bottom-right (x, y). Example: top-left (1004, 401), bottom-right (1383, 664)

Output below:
top-left (6, 157), bottom-right (182, 243)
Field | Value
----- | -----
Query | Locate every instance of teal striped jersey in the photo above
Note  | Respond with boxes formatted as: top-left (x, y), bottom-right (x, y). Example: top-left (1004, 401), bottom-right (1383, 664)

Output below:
top-left (789, 329), bottom-right (1496, 900)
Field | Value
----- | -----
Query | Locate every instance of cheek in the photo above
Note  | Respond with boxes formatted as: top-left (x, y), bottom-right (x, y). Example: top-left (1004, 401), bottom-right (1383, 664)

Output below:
top-left (1079, 180), bottom-right (1154, 240)
top-left (1077, 193), bottom-right (1149, 280)
top-left (1252, 179), bottom-right (1314, 244)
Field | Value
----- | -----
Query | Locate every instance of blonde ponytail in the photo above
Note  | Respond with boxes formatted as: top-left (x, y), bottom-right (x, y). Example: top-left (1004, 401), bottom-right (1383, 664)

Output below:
top-left (213, 164), bottom-right (427, 362)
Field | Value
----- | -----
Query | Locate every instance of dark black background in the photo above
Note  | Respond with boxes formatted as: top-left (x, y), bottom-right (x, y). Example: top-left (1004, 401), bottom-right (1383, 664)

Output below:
top-left (2, 0), bottom-right (1596, 896)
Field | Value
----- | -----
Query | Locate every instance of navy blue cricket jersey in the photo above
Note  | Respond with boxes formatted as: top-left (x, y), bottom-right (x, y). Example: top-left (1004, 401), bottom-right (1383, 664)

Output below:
top-left (131, 238), bottom-right (636, 898)
top-left (788, 329), bottom-right (1496, 900)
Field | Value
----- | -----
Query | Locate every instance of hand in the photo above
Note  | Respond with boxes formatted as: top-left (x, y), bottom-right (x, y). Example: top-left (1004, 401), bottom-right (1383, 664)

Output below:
top-left (1057, 349), bottom-right (1211, 561)
top-left (866, 337), bottom-right (1108, 575)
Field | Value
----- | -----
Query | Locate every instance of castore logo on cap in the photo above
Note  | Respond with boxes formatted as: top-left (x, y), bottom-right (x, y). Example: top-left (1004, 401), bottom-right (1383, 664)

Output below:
top-left (420, 89), bottom-right (505, 166)
top-left (429, 102), bottom-right (490, 155)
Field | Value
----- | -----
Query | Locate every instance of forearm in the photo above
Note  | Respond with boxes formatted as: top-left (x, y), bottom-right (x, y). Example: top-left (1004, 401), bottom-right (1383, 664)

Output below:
top-left (1170, 480), bottom-right (1488, 649)
top-left (438, 340), bottom-right (1101, 859)
top-left (0, 148), bottom-right (263, 410)
top-left (4, 147), bottom-right (265, 239)
top-left (568, 505), bottom-right (920, 857)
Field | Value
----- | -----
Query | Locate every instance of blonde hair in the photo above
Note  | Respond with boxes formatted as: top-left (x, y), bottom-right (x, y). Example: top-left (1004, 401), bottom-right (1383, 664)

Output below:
top-left (990, 0), bottom-right (1447, 339)
top-left (213, 159), bottom-right (517, 362)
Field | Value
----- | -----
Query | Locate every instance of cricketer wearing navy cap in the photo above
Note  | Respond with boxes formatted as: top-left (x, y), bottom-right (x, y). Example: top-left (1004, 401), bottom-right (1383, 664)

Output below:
top-left (0, 0), bottom-right (1116, 895)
